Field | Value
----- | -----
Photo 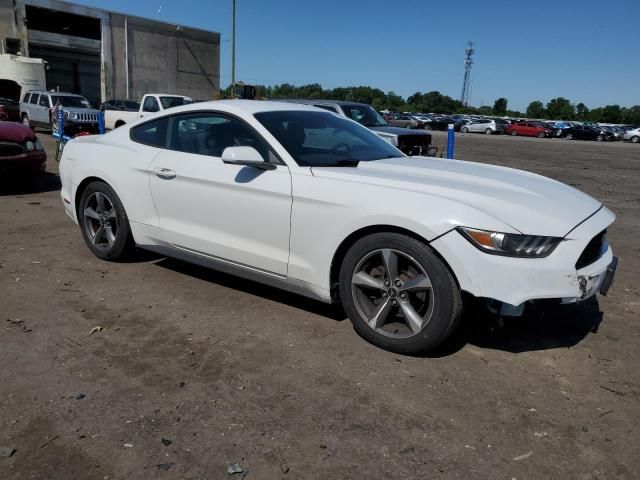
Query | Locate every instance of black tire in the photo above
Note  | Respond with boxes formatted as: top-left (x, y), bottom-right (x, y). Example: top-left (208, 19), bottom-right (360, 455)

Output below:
top-left (566, 133), bottom-right (573, 140)
top-left (511, 130), bottom-right (518, 136)
top-left (461, 127), bottom-right (469, 133)
top-left (538, 132), bottom-right (545, 138)
top-left (596, 135), bottom-right (603, 142)
top-left (339, 233), bottom-right (462, 354)
top-left (485, 128), bottom-right (492, 135)
top-left (78, 181), bottom-right (135, 261)
top-left (631, 136), bottom-right (640, 144)
top-left (22, 114), bottom-right (30, 129)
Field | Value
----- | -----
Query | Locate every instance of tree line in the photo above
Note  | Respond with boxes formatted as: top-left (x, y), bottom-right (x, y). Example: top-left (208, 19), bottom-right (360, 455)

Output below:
top-left (222, 83), bottom-right (640, 124)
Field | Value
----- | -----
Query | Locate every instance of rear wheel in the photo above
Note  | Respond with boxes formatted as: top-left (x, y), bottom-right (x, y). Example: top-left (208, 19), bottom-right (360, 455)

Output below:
top-left (596, 135), bottom-right (604, 142)
top-left (485, 128), bottom-right (492, 135)
top-left (22, 114), bottom-right (30, 128)
top-left (631, 136), bottom-right (640, 144)
top-left (339, 233), bottom-right (462, 354)
top-left (461, 127), bottom-right (469, 133)
top-left (511, 130), bottom-right (518, 136)
top-left (79, 182), bottom-right (135, 261)
top-left (566, 133), bottom-right (573, 140)
top-left (538, 132), bottom-right (545, 138)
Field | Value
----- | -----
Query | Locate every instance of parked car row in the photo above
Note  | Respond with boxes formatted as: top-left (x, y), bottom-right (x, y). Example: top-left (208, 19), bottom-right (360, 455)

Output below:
top-left (380, 110), bottom-right (640, 143)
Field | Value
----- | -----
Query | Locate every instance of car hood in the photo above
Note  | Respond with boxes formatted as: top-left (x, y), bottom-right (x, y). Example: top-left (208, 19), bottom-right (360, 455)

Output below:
top-left (0, 120), bottom-right (35, 142)
top-left (63, 107), bottom-right (100, 114)
top-left (370, 126), bottom-right (431, 137)
top-left (311, 156), bottom-right (602, 237)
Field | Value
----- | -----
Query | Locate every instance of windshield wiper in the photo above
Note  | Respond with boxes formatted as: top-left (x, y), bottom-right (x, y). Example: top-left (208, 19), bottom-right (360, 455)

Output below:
top-left (316, 159), bottom-right (360, 167)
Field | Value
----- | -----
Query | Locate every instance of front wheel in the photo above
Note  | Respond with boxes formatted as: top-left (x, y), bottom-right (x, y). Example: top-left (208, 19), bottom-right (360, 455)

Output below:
top-left (538, 132), bottom-right (545, 138)
top-left (339, 233), bottom-right (462, 354)
top-left (22, 114), bottom-right (30, 128)
top-left (461, 127), bottom-right (469, 133)
top-left (511, 130), bottom-right (518, 136)
top-left (79, 182), bottom-right (135, 261)
top-left (631, 136), bottom-right (640, 144)
top-left (566, 133), bottom-right (573, 140)
top-left (596, 135), bottom-right (604, 142)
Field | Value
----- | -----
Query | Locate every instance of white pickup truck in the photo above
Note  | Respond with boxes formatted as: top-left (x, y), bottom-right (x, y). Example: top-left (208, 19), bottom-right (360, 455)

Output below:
top-left (102, 93), bottom-right (193, 129)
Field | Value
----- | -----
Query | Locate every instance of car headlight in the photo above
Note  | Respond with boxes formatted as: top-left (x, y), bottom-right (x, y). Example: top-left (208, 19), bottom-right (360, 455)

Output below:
top-left (34, 139), bottom-right (44, 151)
top-left (457, 227), bottom-right (562, 258)
top-left (25, 140), bottom-right (35, 151)
top-left (68, 112), bottom-right (78, 120)
top-left (382, 136), bottom-right (398, 146)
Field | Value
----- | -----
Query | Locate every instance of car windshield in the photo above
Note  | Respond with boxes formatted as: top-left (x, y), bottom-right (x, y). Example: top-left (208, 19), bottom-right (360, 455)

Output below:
top-left (160, 96), bottom-right (192, 109)
top-left (340, 104), bottom-right (388, 127)
top-left (255, 110), bottom-right (404, 167)
top-left (51, 95), bottom-right (90, 108)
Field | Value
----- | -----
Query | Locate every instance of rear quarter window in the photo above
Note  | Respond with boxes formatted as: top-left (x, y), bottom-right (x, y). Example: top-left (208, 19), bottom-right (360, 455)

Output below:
top-left (130, 117), bottom-right (169, 148)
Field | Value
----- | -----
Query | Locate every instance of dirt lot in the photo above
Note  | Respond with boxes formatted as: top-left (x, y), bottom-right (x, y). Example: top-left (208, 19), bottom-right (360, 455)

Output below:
top-left (1, 131), bottom-right (639, 479)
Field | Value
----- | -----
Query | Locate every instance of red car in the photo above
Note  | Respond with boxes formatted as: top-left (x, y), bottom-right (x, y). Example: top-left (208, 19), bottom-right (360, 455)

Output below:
top-left (0, 120), bottom-right (47, 178)
top-left (505, 121), bottom-right (552, 138)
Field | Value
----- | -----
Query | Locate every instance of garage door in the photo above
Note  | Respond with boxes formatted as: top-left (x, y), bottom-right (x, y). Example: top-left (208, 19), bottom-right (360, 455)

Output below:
top-left (29, 45), bottom-right (101, 107)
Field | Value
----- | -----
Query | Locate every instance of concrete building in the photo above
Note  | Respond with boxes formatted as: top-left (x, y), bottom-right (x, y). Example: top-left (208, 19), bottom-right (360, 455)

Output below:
top-left (0, 0), bottom-right (220, 105)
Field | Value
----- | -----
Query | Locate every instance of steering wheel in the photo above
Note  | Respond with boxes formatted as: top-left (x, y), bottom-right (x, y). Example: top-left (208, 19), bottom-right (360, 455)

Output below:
top-left (330, 142), bottom-right (352, 156)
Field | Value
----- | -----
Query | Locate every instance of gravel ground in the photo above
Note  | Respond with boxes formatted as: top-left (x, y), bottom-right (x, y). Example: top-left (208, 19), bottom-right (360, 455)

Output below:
top-left (1, 130), bottom-right (639, 479)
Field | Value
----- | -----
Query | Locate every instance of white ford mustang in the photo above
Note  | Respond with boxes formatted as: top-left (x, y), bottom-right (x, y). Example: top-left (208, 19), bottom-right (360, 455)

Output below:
top-left (59, 100), bottom-right (617, 354)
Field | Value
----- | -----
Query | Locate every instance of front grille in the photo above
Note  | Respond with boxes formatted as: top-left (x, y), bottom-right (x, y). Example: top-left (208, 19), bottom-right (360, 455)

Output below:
top-left (0, 142), bottom-right (24, 157)
top-left (398, 134), bottom-right (433, 156)
top-left (70, 112), bottom-right (99, 123)
top-left (576, 230), bottom-right (606, 269)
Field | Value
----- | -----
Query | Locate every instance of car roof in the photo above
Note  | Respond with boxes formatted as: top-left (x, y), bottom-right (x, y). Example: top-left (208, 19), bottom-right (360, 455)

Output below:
top-left (150, 99), bottom-right (321, 115)
top-left (281, 99), bottom-right (370, 107)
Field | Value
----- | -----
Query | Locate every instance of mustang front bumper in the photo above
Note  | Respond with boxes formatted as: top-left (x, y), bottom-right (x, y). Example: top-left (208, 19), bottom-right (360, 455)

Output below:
top-left (431, 206), bottom-right (617, 308)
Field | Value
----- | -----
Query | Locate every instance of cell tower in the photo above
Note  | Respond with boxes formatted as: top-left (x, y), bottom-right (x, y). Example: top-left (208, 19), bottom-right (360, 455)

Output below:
top-left (460, 41), bottom-right (475, 107)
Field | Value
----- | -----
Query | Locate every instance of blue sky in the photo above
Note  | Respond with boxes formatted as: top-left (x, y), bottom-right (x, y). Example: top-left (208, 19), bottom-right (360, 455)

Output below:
top-left (73, 0), bottom-right (639, 111)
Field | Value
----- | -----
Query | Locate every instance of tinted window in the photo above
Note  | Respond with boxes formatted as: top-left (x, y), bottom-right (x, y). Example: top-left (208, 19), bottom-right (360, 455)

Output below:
top-left (51, 95), bottom-right (89, 108)
top-left (255, 110), bottom-right (403, 167)
top-left (23, 93), bottom-right (31, 103)
top-left (159, 96), bottom-right (191, 109)
top-left (168, 112), bottom-right (270, 160)
top-left (131, 117), bottom-right (169, 147)
top-left (142, 96), bottom-right (160, 112)
top-left (29, 94), bottom-right (39, 105)
top-left (314, 104), bottom-right (338, 113)
top-left (39, 95), bottom-right (49, 107)
top-left (340, 104), bottom-right (387, 127)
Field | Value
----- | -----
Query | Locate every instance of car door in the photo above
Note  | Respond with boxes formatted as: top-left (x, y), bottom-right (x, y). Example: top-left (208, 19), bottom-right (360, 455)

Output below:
top-left (148, 111), bottom-right (293, 276)
top-left (36, 94), bottom-right (52, 125)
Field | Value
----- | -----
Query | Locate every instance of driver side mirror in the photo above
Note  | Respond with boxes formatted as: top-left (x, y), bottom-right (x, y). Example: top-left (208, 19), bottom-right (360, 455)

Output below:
top-left (222, 146), bottom-right (276, 170)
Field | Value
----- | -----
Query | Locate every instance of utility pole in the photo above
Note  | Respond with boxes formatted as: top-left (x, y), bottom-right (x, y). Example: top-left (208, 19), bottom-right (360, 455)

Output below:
top-left (231, 0), bottom-right (236, 88)
top-left (460, 41), bottom-right (474, 107)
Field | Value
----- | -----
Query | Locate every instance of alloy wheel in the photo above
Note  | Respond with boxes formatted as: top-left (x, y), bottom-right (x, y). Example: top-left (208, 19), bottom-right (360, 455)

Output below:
top-left (83, 192), bottom-right (118, 251)
top-left (351, 249), bottom-right (435, 339)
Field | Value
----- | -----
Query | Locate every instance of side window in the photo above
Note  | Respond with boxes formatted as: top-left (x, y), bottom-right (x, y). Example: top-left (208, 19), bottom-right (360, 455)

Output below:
top-left (314, 105), bottom-right (338, 113)
top-left (23, 93), bottom-right (31, 103)
top-left (29, 94), bottom-right (39, 105)
top-left (142, 96), bottom-right (160, 113)
top-left (130, 117), bottom-right (169, 147)
top-left (39, 95), bottom-right (49, 107)
top-left (168, 112), bottom-right (270, 160)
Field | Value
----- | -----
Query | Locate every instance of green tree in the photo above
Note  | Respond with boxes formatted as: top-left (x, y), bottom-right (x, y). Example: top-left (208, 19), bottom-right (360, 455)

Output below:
top-left (493, 98), bottom-right (508, 116)
top-left (622, 106), bottom-right (640, 125)
top-left (575, 102), bottom-right (589, 120)
top-left (526, 100), bottom-right (546, 118)
top-left (599, 105), bottom-right (622, 124)
top-left (545, 97), bottom-right (575, 120)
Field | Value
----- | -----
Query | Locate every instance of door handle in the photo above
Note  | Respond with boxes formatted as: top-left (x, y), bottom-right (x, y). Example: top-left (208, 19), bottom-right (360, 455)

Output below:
top-left (154, 167), bottom-right (176, 180)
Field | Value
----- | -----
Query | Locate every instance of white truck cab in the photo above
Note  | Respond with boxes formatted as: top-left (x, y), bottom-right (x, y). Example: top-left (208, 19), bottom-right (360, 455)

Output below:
top-left (138, 94), bottom-right (194, 118)
top-left (103, 93), bottom-right (194, 129)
